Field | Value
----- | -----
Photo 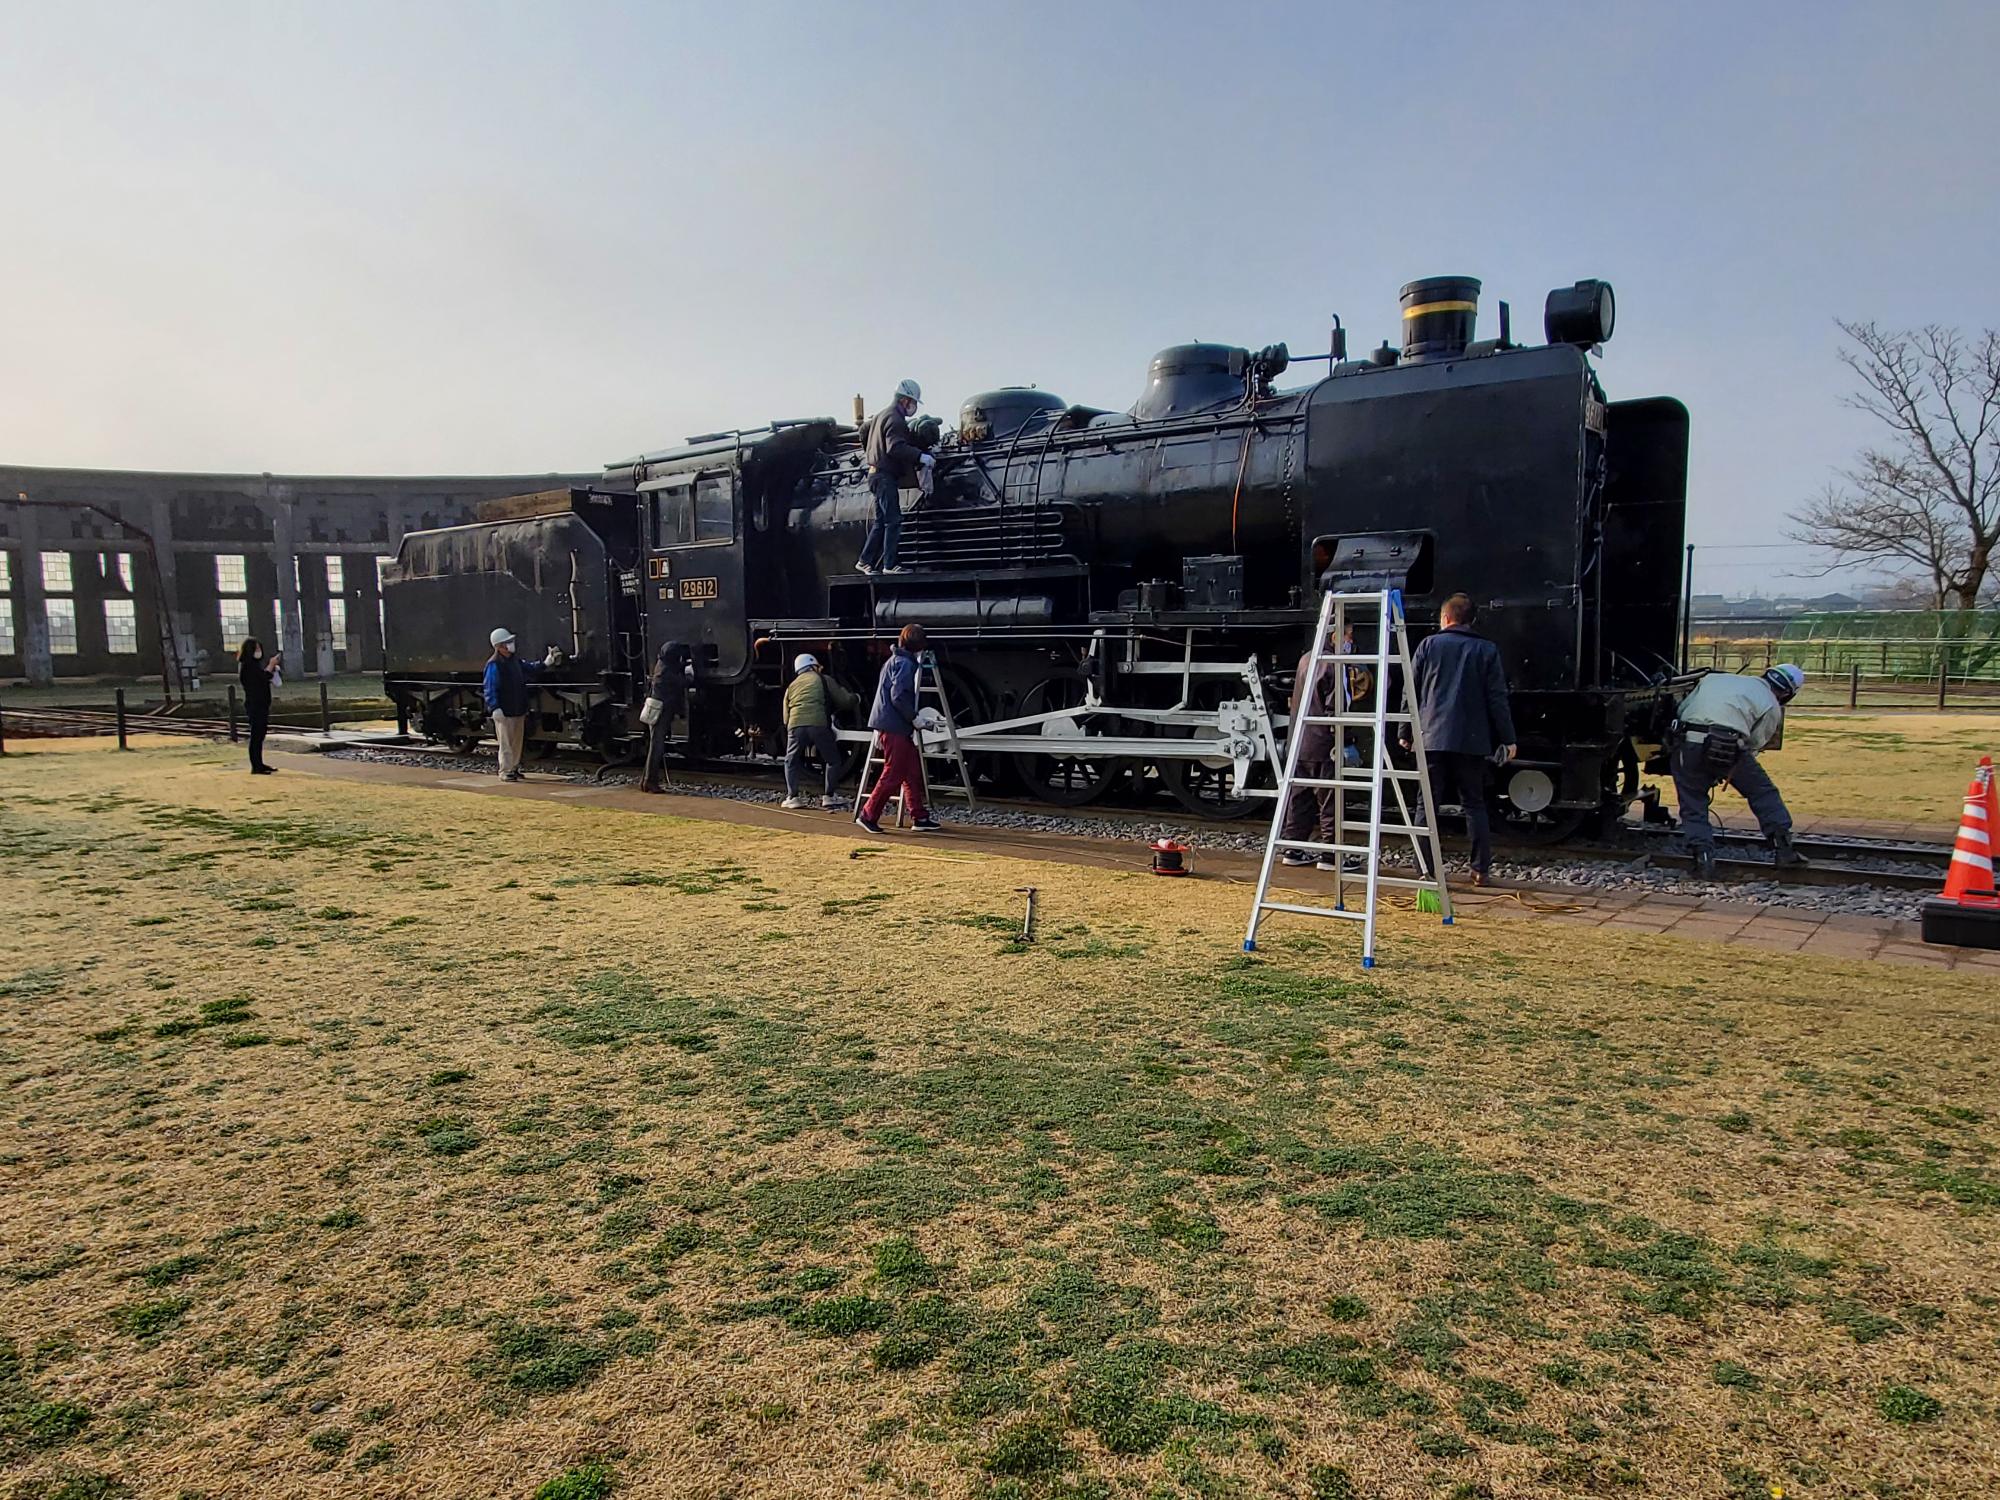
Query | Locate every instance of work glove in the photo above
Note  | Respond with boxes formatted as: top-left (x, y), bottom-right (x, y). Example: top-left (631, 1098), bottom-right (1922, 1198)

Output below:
top-left (544, 646), bottom-right (566, 667)
top-left (918, 452), bottom-right (936, 469)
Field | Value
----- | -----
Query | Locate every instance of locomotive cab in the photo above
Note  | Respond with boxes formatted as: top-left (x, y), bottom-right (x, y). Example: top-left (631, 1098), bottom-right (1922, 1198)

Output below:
top-left (638, 469), bottom-right (748, 679)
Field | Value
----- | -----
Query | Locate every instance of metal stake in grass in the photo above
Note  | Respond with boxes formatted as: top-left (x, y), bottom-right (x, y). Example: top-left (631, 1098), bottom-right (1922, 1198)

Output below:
top-left (1015, 886), bottom-right (1037, 943)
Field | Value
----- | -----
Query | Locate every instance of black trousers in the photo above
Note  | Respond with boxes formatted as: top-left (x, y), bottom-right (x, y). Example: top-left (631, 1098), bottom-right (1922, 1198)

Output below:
top-left (247, 704), bottom-right (270, 771)
top-left (1429, 751), bottom-right (1493, 874)
top-left (643, 719), bottom-right (672, 787)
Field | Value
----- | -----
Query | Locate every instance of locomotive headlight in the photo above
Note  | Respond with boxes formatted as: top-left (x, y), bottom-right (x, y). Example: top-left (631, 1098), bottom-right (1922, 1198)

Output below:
top-left (1544, 279), bottom-right (1615, 349)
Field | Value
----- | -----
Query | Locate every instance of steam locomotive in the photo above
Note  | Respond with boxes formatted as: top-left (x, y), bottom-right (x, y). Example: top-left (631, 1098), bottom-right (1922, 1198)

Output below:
top-left (382, 272), bottom-right (1689, 830)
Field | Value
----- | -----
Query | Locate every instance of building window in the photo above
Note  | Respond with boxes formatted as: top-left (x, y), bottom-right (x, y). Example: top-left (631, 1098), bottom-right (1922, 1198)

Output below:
top-left (42, 552), bottom-right (73, 592)
top-left (0, 601), bottom-right (13, 657)
top-left (328, 598), bottom-right (349, 656)
top-left (215, 555), bottom-right (247, 594)
top-left (326, 555), bottom-right (344, 593)
top-left (46, 598), bottom-right (78, 654)
top-left (274, 597), bottom-right (288, 647)
top-left (219, 598), bottom-right (251, 647)
top-left (0, 552), bottom-right (12, 591)
top-left (103, 599), bottom-right (138, 654)
top-left (103, 552), bottom-right (134, 591)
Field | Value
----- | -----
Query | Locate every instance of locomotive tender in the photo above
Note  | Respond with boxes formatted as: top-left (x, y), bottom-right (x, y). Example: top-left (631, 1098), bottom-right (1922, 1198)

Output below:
top-left (382, 272), bottom-right (1689, 829)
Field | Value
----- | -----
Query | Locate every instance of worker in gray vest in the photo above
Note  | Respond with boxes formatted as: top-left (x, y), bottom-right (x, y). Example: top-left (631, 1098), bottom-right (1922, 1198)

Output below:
top-left (1671, 664), bottom-right (1806, 877)
top-left (856, 379), bottom-right (934, 576)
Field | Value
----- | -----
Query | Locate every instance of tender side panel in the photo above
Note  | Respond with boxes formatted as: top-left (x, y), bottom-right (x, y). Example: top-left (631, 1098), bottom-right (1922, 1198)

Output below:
top-left (383, 515), bottom-right (613, 675)
top-left (1600, 397), bottom-right (1691, 678)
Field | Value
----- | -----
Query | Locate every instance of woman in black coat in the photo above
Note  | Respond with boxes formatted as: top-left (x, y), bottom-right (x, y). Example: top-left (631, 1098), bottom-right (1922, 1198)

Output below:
top-left (237, 638), bottom-right (280, 774)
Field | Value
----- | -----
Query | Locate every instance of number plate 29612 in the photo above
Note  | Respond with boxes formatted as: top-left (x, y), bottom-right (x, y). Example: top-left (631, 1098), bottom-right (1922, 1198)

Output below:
top-left (680, 577), bottom-right (718, 601)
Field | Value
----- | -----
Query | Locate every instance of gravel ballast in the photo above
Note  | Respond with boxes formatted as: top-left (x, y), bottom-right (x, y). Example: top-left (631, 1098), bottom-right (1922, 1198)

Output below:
top-left (324, 744), bottom-right (1930, 921)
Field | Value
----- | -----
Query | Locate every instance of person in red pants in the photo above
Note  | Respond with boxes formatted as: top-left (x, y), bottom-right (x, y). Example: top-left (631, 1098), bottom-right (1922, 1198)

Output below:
top-left (856, 623), bottom-right (942, 833)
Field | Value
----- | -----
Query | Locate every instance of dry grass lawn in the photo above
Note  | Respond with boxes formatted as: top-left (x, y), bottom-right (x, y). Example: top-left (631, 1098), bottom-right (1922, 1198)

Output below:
top-left (1670, 711), bottom-right (1998, 829)
top-left (2, 742), bottom-right (1998, 1500)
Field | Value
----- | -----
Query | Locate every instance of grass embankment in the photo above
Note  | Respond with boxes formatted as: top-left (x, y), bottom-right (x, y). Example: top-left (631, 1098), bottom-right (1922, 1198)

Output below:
top-left (1672, 711), bottom-right (1999, 829)
top-left (1, 744), bottom-right (1997, 1499)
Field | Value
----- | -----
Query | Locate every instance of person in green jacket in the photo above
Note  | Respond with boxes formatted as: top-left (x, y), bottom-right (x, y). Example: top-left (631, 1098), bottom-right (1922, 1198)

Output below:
top-left (782, 653), bottom-right (861, 809)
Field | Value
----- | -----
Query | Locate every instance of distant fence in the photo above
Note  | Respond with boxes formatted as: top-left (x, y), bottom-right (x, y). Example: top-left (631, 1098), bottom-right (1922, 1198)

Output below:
top-left (1690, 610), bottom-right (2000, 709)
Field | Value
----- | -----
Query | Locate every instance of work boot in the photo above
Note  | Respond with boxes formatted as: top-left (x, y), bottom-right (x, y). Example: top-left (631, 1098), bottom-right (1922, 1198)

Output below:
top-left (1691, 846), bottom-right (1717, 879)
top-left (1771, 830), bottom-right (1808, 868)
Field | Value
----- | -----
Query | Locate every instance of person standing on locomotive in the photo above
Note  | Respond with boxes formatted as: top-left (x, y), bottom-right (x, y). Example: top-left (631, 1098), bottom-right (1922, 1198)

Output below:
top-left (855, 623), bottom-right (942, 834)
top-left (856, 379), bottom-right (935, 576)
top-left (1670, 664), bottom-right (1807, 878)
top-left (781, 653), bottom-right (861, 810)
top-left (1404, 593), bottom-right (1516, 886)
top-left (639, 641), bottom-right (691, 795)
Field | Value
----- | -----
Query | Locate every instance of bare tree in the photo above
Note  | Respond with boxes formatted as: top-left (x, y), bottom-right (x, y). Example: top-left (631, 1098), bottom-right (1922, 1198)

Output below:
top-left (1790, 321), bottom-right (2000, 613)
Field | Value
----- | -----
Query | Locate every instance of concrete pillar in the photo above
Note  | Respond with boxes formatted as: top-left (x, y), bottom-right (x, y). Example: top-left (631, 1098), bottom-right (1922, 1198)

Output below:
top-left (15, 504), bottom-right (53, 686)
top-left (268, 479), bottom-right (306, 671)
top-left (146, 494), bottom-right (195, 694)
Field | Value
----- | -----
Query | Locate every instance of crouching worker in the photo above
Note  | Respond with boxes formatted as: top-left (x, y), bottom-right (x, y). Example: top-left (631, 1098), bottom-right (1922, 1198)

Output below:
top-left (855, 624), bottom-right (941, 834)
top-left (1671, 664), bottom-right (1807, 877)
top-left (782, 653), bottom-right (860, 810)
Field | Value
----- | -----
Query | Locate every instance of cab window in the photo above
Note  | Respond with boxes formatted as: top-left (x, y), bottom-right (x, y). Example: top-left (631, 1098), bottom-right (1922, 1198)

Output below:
top-left (652, 476), bottom-right (732, 547)
top-left (694, 477), bottom-right (732, 542)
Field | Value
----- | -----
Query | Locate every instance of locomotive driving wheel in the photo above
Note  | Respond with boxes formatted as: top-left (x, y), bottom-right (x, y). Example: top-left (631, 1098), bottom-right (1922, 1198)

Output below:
top-left (1009, 672), bottom-right (1129, 807)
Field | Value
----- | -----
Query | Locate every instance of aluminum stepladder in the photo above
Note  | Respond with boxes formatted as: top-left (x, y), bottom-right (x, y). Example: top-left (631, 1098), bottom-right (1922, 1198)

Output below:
top-left (1243, 587), bottom-right (1453, 967)
top-left (852, 650), bottom-right (978, 825)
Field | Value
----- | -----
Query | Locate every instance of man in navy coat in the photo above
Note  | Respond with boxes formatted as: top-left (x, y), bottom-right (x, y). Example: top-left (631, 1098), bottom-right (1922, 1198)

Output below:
top-left (1404, 593), bottom-right (1516, 884)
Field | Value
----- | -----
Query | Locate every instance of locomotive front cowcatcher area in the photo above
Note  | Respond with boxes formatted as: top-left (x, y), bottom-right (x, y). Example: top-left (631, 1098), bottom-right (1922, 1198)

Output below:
top-left (2, 740), bottom-right (1997, 1499)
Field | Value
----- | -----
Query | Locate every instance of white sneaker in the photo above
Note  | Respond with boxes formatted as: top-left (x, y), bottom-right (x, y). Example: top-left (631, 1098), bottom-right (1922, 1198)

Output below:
top-left (780, 796), bottom-right (806, 810)
top-left (820, 797), bottom-right (843, 811)
top-left (881, 565), bottom-right (910, 575)
top-left (854, 561), bottom-right (876, 575)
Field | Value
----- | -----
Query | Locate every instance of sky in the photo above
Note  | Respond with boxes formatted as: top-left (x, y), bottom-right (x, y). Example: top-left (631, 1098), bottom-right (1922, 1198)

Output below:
top-left (3, 0), bottom-right (1996, 596)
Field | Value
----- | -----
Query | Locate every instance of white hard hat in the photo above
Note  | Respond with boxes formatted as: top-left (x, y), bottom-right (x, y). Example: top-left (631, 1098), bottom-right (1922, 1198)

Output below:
top-left (489, 627), bottom-right (516, 647)
top-left (1765, 663), bottom-right (1805, 697)
top-left (895, 378), bottom-right (922, 406)
top-left (793, 653), bottom-right (818, 673)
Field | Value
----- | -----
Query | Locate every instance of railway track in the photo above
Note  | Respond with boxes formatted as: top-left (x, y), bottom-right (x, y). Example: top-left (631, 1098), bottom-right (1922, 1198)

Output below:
top-left (0, 704), bottom-right (375, 739)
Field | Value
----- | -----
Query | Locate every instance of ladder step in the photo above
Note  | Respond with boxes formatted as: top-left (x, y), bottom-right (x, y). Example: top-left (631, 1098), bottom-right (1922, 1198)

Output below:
top-left (1254, 900), bottom-right (1366, 923)
top-left (1288, 771), bottom-right (1425, 787)
top-left (1275, 833), bottom-right (1430, 853)
top-left (1300, 712), bottom-right (1414, 725)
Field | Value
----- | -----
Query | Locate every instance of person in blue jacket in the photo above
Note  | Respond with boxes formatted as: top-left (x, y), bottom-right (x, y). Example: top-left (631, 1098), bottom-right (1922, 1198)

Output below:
top-left (1402, 593), bottom-right (1516, 884)
top-left (482, 627), bottom-right (563, 781)
top-left (855, 623), bottom-right (941, 833)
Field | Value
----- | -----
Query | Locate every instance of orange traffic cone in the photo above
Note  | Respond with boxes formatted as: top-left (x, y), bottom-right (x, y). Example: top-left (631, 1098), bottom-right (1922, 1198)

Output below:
top-left (1942, 757), bottom-right (1996, 902)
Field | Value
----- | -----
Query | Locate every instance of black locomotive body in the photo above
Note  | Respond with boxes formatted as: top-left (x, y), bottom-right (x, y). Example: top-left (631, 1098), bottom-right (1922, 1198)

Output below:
top-left (382, 273), bottom-right (1688, 828)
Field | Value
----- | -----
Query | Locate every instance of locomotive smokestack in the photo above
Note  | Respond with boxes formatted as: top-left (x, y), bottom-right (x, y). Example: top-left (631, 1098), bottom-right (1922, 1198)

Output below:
top-left (1398, 276), bottom-right (1480, 363)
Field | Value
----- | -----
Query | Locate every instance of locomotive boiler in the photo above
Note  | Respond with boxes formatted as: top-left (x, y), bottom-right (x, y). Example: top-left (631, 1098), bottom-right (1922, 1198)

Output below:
top-left (382, 271), bottom-right (1689, 831)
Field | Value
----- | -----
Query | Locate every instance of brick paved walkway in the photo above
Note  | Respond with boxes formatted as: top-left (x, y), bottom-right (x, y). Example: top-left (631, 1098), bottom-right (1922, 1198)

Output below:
top-left (1463, 885), bottom-right (2000, 971)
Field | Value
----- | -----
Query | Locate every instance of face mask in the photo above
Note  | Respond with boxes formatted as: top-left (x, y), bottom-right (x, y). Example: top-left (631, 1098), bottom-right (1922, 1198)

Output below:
top-left (252, 648), bottom-right (262, 659)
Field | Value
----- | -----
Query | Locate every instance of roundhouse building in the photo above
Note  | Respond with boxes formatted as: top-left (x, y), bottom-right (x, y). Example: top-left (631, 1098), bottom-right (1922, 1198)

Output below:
top-left (0, 466), bottom-right (590, 687)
